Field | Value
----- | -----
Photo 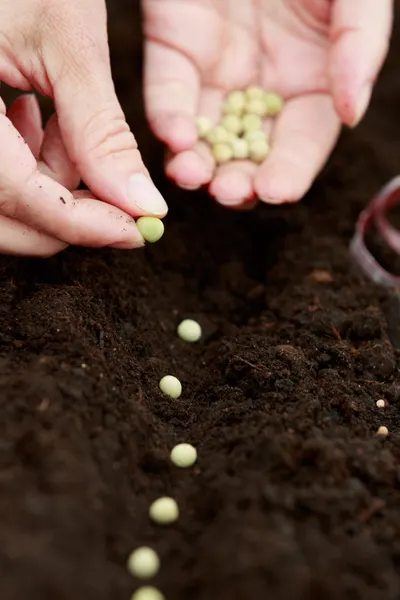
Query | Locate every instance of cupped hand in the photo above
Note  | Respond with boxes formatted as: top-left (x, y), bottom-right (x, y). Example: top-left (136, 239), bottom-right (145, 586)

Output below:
top-left (0, 0), bottom-right (167, 256)
top-left (143, 0), bottom-right (393, 208)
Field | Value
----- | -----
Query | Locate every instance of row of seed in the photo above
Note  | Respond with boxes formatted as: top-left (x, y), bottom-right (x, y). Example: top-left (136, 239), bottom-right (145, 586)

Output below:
top-left (126, 320), bottom-right (202, 600)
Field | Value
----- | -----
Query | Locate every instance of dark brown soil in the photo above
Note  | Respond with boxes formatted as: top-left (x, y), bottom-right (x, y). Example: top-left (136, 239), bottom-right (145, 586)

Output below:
top-left (1, 3), bottom-right (400, 600)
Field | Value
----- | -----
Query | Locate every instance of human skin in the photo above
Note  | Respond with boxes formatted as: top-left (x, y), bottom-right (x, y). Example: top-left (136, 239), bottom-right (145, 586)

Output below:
top-left (0, 0), bottom-right (168, 256)
top-left (143, 0), bottom-right (394, 207)
top-left (0, 0), bottom-right (394, 256)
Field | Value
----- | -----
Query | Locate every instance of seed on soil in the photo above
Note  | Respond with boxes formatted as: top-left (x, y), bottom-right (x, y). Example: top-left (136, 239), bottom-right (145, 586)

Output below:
top-left (377, 426), bottom-right (389, 436)
top-left (196, 115), bottom-right (213, 138)
top-left (223, 90), bottom-right (246, 115)
top-left (242, 113), bottom-right (263, 133)
top-left (206, 125), bottom-right (231, 145)
top-left (149, 497), bottom-right (179, 525)
top-left (231, 137), bottom-right (249, 159)
top-left (213, 143), bottom-right (234, 164)
top-left (249, 139), bottom-right (270, 163)
top-left (136, 217), bottom-right (164, 244)
top-left (127, 547), bottom-right (160, 579)
top-left (264, 92), bottom-right (284, 116)
top-left (245, 85), bottom-right (265, 101)
top-left (245, 99), bottom-right (268, 118)
top-left (170, 443), bottom-right (197, 468)
top-left (221, 114), bottom-right (243, 135)
top-left (131, 586), bottom-right (165, 600)
top-left (177, 319), bottom-right (202, 342)
top-left (159, 375), bottom-right (182, 399)
top-left (376, 399), bottom-right (386, 408)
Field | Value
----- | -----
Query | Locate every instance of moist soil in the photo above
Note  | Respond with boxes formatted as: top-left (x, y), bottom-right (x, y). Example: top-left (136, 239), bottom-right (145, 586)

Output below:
top-left (1, 3), bottom-right (400, 600)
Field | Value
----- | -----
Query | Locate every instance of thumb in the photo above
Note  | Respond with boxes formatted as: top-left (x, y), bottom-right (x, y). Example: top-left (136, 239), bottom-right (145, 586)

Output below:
top-left (44, 5), bottom-right (168, 218)
top-left (329, 0), bottom-right (393, 128)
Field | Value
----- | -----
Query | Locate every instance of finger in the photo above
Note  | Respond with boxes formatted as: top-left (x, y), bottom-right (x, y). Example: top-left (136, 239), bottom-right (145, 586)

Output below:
top-left (254, 94), bottom-right (341, 204)
top-left (0, 215), bottom-right (67, 257)
top-left (330, 0), bottom-right (394, 127)
top-left (0, 114), bottom-right (145, 249)
top-left (164, 87), bottom-right (222, 189)
top-left (7, 94), bottom-right (44, 158)
top-left (209, 161), bottom-right (256, 208)
top-left (39, 114), bottom-right (80, 190)
top-left (144, 41), bottom-right (200, 152)
top-left (43, 3), bottom-right (168, 218)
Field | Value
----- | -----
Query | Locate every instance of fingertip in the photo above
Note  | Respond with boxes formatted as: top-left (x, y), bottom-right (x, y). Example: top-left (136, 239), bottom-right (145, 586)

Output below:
top-left (210, 170), bottom-right (253, 207)
top-left (154, 114), bottom-right (197, 152)
top-left (165, 149), bottom-right (213, 189)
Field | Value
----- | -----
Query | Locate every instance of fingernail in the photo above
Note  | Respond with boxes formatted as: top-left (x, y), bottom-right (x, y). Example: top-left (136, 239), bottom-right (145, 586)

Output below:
top-left (351, 85), bottom-right (372, 128)
top-left (128, 173), bottom-right (168, 216)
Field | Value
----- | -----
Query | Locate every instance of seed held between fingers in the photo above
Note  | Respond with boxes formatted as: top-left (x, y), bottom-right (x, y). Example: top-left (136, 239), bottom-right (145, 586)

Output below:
top-left (136, 217), bottom-right (164, 243)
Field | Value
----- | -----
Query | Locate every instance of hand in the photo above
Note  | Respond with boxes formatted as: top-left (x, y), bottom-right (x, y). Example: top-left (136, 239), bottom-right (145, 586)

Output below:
top-left (143, 0), bottom-right (393, 208)
top-left (0, 0), bottom-right (167, 256)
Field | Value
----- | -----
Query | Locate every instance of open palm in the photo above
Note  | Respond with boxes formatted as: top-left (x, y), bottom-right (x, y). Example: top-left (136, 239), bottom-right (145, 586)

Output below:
top-left (143, 0), bottom-right (392, 208)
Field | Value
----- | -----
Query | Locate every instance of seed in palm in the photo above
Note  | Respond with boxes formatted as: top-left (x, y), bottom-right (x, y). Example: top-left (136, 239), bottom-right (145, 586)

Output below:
top-left (245, 85), bottom-right (265, 101)
top-left (243, 130), bottom-right (268, 144)
top-left (245, 99), bottom-right (268, 118)
top-left (230, 137), bottom-right (249, 160)
top-left (264, 92), bottom-right (284, 116)
top-left (213, 143), bottom-right (234, 165)
top-left (206, 125), bottom-right (231, 145)
top-left (242, 113), bottom-right (263, 133)
top-left (196, 116), bottom-right (213, 138)
top-left (223, 90), bottom-right (246, 115)
top-left (249, 139), bottom-right (270, 163)
top-left (221, 114), bottom-right (243, 135)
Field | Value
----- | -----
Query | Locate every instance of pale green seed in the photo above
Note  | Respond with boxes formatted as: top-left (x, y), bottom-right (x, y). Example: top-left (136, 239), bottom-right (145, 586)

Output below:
top-left (213, 143), bottom-right (233, 165)
top-left (245, 99), bottom-right (268, 118)
top-left (249, 139), bottom-right (270, 163)
top-left (206, 125), bottom-right (231, 144)
top-left (223, 90), bottom-right (246, 115)
top-left (377, 426), bottom-right (389, 436)
top-left (196, 115), bottom-right (213, 138)
top-left (220, 114), bottom-right (243, 135)
top-left (177, 319), bottom-right (202, 342)
top-left (264, 92), bottom-right (284, 116)
top-left (127, 547), bottom-right (160, 579)
top-left (242, 113), bottom-right (262, 133)
top-left (243, 130), bottom-right (268, 144)
top-left (230, 137), bottom-right (249, 160)
top-left (149, 497), bottom-right (179, 525)
top-left (170, 443), bottom-right (197, 468)
top-left (245, 85), bottom-right (265, 101)
top-left (131, 587), bottom-right (165, 600)
top-left (136, 217), bottom-right (164, 244)
top-left (159, 375), bottom-right (182, 399)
